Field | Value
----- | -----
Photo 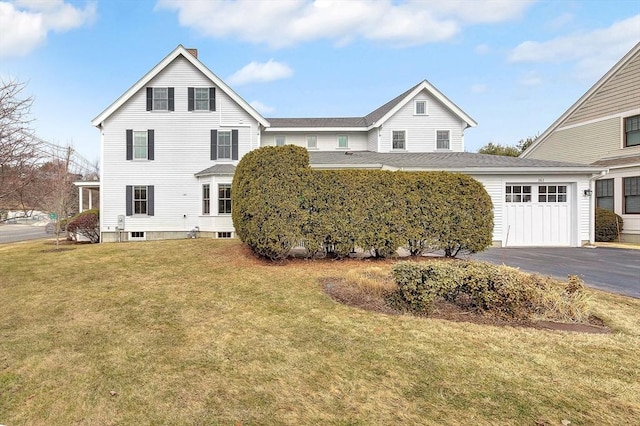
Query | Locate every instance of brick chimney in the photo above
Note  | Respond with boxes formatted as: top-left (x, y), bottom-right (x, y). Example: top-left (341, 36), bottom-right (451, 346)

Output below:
top-left (186, 48), bottom-right (198, 59)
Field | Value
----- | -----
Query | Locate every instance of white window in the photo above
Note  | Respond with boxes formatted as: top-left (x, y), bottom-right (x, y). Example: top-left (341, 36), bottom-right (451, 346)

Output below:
top-left (436, 130), bottom-right (450, 150)
top-left (153, 88), bottom-right (168, 110)
top-left (538, 185), bottom-right (567, 203)
top-left (133, 186), bottom-right (148, 214)
top-left (307, 135), bottom-right (317, 149)
top-left (202, 184), bottom-right (210, 215)
top-left (505, 185), bottom-right (532, 203)
top-left (415, 100), bottom-right (427, 115)
top-left (195, 88), bottom-right (210, 111)
top-left (218, 184), bottom-right (232, 214)
top-left (275, 135), bottom-right (285, 146)
top-left (218, 131), bottom-right (231, 159)
top-left (392, 131), bottom-right (406, 150)
top-left (338, 135), bottom-right (348, 148)
top-left (133, 131), bottom-right (148, 159)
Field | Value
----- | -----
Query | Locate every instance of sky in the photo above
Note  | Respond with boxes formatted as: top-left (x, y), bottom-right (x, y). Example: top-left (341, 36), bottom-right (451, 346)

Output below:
top-left (1, 0), bottom-right (639, 163)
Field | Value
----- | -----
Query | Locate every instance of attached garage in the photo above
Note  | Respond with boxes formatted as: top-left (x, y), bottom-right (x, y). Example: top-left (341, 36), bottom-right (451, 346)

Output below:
top-left (503, 183), bottom-right (573, 246)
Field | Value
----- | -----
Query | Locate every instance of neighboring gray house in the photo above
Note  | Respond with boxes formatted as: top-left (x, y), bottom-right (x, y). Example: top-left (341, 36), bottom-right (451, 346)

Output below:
top-left (91, 45), bottom-right (602, 246)
top-left (522, 42), bottom-right (640, 243)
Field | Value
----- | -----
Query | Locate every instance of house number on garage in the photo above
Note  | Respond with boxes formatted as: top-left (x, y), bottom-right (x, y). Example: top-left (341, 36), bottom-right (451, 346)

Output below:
top-left (538, 178), bottom-right (545, 182)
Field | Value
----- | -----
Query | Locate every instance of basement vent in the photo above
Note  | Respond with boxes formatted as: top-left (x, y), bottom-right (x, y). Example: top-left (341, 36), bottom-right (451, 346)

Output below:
top-left (217, 232), bottom-right (232, 239)
top-left (130, 231), bottom-right (146, 240)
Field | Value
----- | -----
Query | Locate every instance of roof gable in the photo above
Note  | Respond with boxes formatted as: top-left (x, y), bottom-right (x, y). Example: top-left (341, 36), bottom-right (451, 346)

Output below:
top-left (522, 42), bottom-right (640, 158)
top-left (91, 45), bottom-right (269, 128)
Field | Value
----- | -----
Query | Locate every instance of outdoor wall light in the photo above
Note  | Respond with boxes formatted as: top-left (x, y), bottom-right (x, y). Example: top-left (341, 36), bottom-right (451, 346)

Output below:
top-left (583, 189), bottom-right (593, 196)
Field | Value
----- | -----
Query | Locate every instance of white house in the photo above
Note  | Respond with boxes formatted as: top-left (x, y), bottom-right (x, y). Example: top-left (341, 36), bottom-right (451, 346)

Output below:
top-left (91, 45), bottom-right (603, 246)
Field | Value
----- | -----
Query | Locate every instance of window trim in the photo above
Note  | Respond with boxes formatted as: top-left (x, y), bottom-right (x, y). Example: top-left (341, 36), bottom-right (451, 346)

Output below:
top-left (392, 130), bottom-right (406, 150)
top-left (337, 135), bottom-right (348, 149)
top-left (414, 100), bottom-right (427, 116)
top-left (623, 176), bottom-right (640, 214)
top-left (436, 130), bottom-right (450, 150)
top-left (218, 184), bottom-right (232, 215)
top-left (146, 87), bottom-right (174, 111)
top-left (133, 131), bottom-right (148, 160)
top-left (624, 115), bottom-right (640, 148)
top-left (306, 135), bottom-right (317, 149)
top-left (202, 184), bottom-right (210, 215)
top-left (596, 178), bottom-right (614, 211)
top-left (217, 130), bottom-right (232, 160)
top-left (133, 185), bottom-right (148, 215)
top-left (275, 135), bottom-right (286, 146)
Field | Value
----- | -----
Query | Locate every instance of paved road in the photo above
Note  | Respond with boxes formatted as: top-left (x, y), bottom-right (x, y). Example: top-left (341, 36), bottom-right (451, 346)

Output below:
top-left (0, 224), bottom-right (49, 244)
top-left (471, 247), bottom-right (640, 298)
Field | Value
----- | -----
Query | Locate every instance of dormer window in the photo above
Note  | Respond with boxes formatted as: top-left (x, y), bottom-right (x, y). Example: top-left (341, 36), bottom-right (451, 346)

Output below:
top-left (146, 87), bottom-right (174, 111)
top-left (415, 100), bottom-right (427, 115)
top-left (625, 115), bottom-right (640, 147)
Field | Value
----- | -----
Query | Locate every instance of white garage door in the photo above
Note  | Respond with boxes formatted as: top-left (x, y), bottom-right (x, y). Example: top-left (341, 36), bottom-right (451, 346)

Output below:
top-left (504, 184), bottom-right (572, 246)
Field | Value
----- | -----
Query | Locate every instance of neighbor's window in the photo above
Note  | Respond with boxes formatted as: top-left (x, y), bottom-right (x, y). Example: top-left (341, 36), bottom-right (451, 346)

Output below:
top-left (538, 185), bottom-right (567, 203)
top-left (505, 185), bottom-right (531, 203)
top-left (624, 176), bottom-right (640, 214)
top-left (218, 184), bottom-right (232, 214)
top-left (392, 130), bottom-right (406, 150)
top-left (625, 115), bottom-right (640, 147)
top-left (202, 184), bottom-right (210, 215)
top-left (307, 135), bottom-right (317, 149)
top-left (415, 100), bottom-right (427, 115)
top-left (596, 179), bottom-right (614, 211)
top-left (218, 131), bottom-right (231, 159)
top-left (436, 130), bottom-right (450, 150)
top-left (133, 131), bottom-right (148, 159)
top-left (275, 135), bottom-right (285, 146)
top-left (133, 186), bottom-right (148, 215)
top-left (338, 135), bottom-right (348, 148)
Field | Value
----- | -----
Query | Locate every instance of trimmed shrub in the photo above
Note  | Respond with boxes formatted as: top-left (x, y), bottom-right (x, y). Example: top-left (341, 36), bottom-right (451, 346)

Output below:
top-left (390, 261), bottom-right (591, 321)
top-left (595, 208), bottom-right (623, 242)
top-left (233, 146), bottom-right (494, 260)
top-left (66, 208), bottom-right (100, 243)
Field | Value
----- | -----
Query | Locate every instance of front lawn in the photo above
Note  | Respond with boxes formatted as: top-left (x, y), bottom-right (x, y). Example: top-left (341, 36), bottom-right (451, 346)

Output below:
top-left (1, 239), bottom-right (639, 424)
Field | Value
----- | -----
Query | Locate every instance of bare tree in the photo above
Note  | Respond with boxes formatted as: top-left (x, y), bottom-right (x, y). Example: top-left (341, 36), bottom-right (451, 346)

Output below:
top-left (0, 79), bottom-right (40, 220)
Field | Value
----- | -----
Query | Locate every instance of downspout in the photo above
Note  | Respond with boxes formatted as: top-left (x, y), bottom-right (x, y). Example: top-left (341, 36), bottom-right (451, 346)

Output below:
top-left (588, 170), bottom-right (608, 245)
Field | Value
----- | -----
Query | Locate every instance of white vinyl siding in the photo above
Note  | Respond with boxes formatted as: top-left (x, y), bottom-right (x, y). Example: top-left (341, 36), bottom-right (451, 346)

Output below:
top-left (100, 55), bottom-right (259, 237)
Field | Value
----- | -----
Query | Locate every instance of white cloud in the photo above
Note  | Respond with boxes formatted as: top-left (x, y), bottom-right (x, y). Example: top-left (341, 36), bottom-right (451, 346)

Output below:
top-left (474, 44), bottom-right (490, 55)
top-left (156, 0), bottom-right (534, 48)
top-left (227, 60), bottom-right (293, 86)
top-left (519, 71), bottom-right (542, 86)
top-left (249, 100), bottom-right (275, 115)
top-left (508, 15), bottom-right (640, 80)
top-left (471, 84), bottom-right (488, 93)
top-left (0, 0), bottom-right (96, 58)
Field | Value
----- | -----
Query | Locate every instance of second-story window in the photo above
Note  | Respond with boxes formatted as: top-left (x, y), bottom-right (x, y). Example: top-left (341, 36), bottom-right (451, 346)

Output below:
top-left (218, 131), bottom-right (232, 159)
top-left (146, 87), bottom-right (174, 111)
top-left (436, 130), bottom-right (450, 150)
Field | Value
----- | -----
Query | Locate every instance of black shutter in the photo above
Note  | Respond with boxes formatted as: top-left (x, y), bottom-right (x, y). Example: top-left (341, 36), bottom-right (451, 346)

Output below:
top-left (146, 87), bottom-right (152, 111)
top-left (210, 87), bottom-right (216, 111)
top-left (232, 129), bottom-right (239, 160)
top-left (147, 186), bottom-right (154, 216)
top-left (126, 129), bottom-right (133, 160)
top-left (147, 129), bottom-right (154, 160)
top-left (211, 130), bottom-right (218, 160)
top-left (188, 87), bottom-right (194, 111)
top-left (168, 87), bottom-right (174, 111)
top-left (126, 185), bottom-right (133, 216)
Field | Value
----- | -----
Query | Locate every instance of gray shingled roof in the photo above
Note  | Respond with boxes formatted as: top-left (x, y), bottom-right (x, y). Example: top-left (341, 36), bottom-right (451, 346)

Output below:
top-left (591, 155), bottom-right (640, 167)
top-left (266, 82), bottom-right (423, 129)
top-left (308, 151), bottom-right (602, 170)
top-left (194, 164), bottom-right (236, 177)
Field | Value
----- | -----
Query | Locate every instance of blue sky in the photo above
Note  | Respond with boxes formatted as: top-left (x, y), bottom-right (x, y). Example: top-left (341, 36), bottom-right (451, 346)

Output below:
top-left (1, 0), bottom-right (639, 163)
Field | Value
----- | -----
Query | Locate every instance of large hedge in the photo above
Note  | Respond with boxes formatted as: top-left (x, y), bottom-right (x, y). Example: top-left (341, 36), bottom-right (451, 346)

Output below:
top-left (232, 146), bottom-right (494, 260)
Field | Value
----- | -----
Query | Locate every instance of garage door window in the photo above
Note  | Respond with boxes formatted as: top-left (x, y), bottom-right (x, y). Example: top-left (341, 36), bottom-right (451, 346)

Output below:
top-left (505, 185), bottom-right (531, 202)
top-left (538, 185), bottom-right (567, 203)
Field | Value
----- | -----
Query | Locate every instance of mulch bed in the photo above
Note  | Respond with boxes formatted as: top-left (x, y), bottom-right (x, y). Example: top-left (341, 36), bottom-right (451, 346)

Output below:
top-left (320, 278), bottom-right (610, 334)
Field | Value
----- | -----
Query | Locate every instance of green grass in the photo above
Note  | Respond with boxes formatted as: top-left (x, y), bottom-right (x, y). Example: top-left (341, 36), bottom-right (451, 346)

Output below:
top-left (1, 239), bottom-right (639, 425)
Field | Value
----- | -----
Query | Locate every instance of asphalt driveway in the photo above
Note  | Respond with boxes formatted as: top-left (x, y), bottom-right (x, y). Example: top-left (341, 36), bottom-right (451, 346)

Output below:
top-left (470, 247), bottom-right (640, 298)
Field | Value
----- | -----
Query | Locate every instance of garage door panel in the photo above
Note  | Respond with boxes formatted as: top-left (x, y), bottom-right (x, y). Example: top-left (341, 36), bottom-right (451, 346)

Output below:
top-left (505, 184), bottom-right (572, 247)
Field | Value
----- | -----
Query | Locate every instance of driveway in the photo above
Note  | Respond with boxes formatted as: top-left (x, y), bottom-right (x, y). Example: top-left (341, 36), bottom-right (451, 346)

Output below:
top-left (471, 247), bottom-right (640, 298)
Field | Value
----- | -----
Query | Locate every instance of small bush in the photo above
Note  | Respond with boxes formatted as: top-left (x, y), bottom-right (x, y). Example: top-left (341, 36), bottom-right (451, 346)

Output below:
top-left (390, 261), bottom-right (591, 321)
top-left (66, 209), bottom-right (100, 243)
top-left (595, 208), bottom-right (623, 242)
